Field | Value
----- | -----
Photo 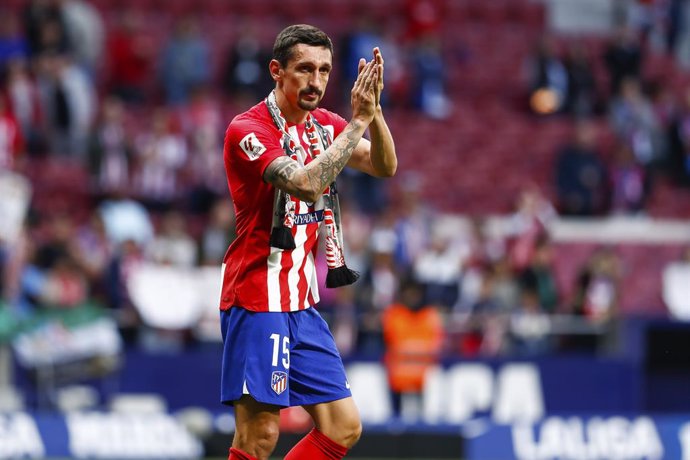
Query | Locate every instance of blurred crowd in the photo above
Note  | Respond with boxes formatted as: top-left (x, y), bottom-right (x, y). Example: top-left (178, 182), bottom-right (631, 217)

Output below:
top-left (0, 0), bottom-right (690, 408)
top-left (524, 0), bottom-right (690, 215)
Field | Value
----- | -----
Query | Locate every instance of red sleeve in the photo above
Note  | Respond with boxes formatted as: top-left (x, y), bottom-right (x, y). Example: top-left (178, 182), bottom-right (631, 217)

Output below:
top-left (225, 116), bottom-right (285, 182)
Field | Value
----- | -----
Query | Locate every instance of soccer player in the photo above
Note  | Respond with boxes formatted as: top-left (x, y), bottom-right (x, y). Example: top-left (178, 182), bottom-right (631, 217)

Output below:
top-left (219, 24), bottom-right (396, 460)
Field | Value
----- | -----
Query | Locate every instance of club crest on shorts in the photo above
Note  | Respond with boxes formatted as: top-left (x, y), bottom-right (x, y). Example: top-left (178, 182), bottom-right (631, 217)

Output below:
top-left (271, 371), bottom-right (287, 395)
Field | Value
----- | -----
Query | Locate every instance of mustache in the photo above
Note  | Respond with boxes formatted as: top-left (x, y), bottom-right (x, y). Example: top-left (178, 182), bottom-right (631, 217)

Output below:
top-left (301, 87), bottom-right (322, 97)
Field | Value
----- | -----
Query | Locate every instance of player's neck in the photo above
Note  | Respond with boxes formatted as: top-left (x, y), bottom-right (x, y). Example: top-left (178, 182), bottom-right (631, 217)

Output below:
top-left (274, 89), bottom-right (309, 125)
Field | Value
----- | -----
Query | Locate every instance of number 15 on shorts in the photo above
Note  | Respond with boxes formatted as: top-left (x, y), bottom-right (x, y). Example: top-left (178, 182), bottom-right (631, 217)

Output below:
top-left (270, 333), bottom-right (290, 369)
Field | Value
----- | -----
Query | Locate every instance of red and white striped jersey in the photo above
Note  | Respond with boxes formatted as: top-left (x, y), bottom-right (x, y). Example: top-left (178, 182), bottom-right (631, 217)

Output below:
top-left (220, 101), bottom-right (348, 312)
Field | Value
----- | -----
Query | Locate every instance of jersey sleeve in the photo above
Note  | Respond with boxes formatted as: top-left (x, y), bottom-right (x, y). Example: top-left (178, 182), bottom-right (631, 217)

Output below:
top-left (225, 117), bottom-right (285, 180)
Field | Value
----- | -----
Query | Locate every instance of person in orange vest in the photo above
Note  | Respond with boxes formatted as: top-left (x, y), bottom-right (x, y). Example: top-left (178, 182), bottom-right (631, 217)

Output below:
top-left (382, 277), bottom-right (445, 415)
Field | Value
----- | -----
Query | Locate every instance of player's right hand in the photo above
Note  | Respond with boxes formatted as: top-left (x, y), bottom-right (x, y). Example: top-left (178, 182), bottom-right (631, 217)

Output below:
top-left (350, 58), bottom-right (378, 125)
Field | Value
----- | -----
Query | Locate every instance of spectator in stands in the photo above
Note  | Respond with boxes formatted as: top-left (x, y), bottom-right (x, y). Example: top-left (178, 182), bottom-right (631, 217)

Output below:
top-left (22, 0), bottom-right (70, 57)
top-left (106, 9), bottom-right (154, 105)
top-left (362, 235), bottom-right (400, 313)
top-left (403, 0), bottom-right (449, 118)
top-left (526, 34), bottom-right (570, 115)
top-left (341, 16), bottom-right (408, 111)
top-left (98, 189), bottom-right (154, 248)
top-left (0, 14), bottom-right (28, 69)
top-left (40, 250), bottom-right (88, 309)
top-left (338, 19), bottom-right (405, 202)
top-left (564, 40), bottom-right (599, 117)
top-left (555, 120), bottom-right (610, 216)
top-left (454, 217), bottom-right (506, 316)
top-left (609, 141), bottom-right (649, 214)
top-left (604, 25), bottom-right (643, 97)
top-left (35, 51), bottom-right (96, 161)
top-left (464, 215), bottom-right (506, 268)
top-left (343, 166), bottom-right (389, 216)
top-left (456, 256), bottom-right (520, 357)
top-left (340, 15), bottom-right (383, 104)
top-left (625, 0), bottom-right (656, 45)
top-left (178, 85), bottom-right (222, 145)
top-left (412, 231), bottom-right (463, 309)
top-left (518, 236), bottom-right (559, 314)
top-left (509, 283), bottom-right (552, 356)
top-left (0, 96), bottom-right (24, 170)
top-left (340, 210), bottom-right (373, 277)
top-left (4, 57), bottom-right (43, 155)
top-left (392, 175), bottom-right (432, 271)
top-left (454, 263), bottom-right (511, 357)
top-left (357, 225), bottom-right (399, 354)
top-left (87, 95), bottom-right (132, 197)
top-left (59, 0), bottom-right (104, 78)
top-left (17, 213), bottom-right (85, 311)
top-left (97, 192), bottom-right (151, 340)
top-left (666, 0), bottom-right (685, 55)
top-left (319, 285), bottom-right (359, 358)
top-left (179, 86), bottom-right (226, 214)
top-left (609, 77), bottom-right (665, 170)
top-left (382, 276), bottom-right (444, 417)
top-left (132, 108), bottom-right (187, 210)
top-left (404, 0), bottom-right (442, 40)
top-left (15, 235), bottom-right (45, 314)
top-left (159, 17), bottom-right (211, 106)
top-left (672, 0), bottom-right (690, 69)
top-left (662, 246), bottom-right (690, 321)
top-left (491, 256), bottom-right (522, 314)
top-left (221, 23), bottom-right (273, 109)
top-left (506, 183), bottom-right (557, 272)
top-left (409, 32), bottom-right (450, 119)
top-left (198, 199), bottom-right (235, 266)
top-left (146, 210), bottom-right (197, 268)
top-left (649, 81), bottom-right (678, 174)
top-left (667, 87), bottom-right (690, 186)
top-left (71, 211), bottom-right (112, 303)
top-left (104, 237), bottom-right (144, 342)
top-left (570, 246), bottom-right (621, 351)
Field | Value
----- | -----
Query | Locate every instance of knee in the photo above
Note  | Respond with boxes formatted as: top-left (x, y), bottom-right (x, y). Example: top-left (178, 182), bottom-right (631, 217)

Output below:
top-left (344, 419), bottom-right (363, 448)
top-left (336, 416), bottom-right (362, 449)
top-left (234, 418), bottom-right (280, 458)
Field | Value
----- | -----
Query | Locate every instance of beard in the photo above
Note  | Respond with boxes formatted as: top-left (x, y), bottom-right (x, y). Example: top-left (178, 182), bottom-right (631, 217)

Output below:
top-left (298, 88), bottom-right (322, 111)
top-left (298, 99), bottom-right (318, 111)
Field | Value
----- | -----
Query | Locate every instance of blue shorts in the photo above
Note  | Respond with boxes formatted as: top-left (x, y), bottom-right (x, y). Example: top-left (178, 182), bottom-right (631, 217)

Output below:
top-left (220, 307), bottom-right (351, 407)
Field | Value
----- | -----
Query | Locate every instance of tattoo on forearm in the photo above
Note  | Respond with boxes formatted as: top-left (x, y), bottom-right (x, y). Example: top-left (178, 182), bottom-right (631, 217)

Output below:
top-left (266, 157), bottom-right (299, 188)
top-left (307, 122), bottom-right (360, 190)
top-left (265, 121), bottom-right (364, 199)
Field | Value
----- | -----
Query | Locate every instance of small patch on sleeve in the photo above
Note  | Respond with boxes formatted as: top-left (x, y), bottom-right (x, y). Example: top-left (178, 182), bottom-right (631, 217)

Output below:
top-left (239, 132), bottom-right (267, 160)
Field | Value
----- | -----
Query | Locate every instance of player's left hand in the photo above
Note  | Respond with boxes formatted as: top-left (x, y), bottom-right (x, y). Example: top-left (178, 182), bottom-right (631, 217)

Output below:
top-left (373, 47), bottom-right (384, 108)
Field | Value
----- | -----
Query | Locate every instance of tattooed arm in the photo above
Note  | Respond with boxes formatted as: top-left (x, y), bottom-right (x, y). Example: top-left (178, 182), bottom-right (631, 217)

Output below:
top-left (264, 59), bottom-right (379, 202)
top-left (264, 119), bottom-right (368, 202)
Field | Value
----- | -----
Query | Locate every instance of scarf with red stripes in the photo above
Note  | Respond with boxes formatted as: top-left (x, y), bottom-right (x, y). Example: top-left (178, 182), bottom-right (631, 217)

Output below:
top-left (265, 90), bottom-right (359, 288)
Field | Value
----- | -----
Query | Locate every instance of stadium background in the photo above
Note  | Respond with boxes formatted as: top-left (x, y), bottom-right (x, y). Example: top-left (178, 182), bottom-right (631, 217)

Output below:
top-left (1, 0), bottom-right (690, 458)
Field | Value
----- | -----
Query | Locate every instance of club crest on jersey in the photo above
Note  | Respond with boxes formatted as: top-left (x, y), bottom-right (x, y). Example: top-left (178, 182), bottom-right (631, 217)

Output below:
top-left (240, 132), bottom-right (266, 160)
top-left (271, 371), bottom-right (287, 395)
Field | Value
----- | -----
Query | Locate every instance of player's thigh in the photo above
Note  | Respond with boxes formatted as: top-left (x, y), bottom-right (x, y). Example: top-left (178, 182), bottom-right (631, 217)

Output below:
top-left (233, 395), bottom-right (281, 436)
top-left (303, 396), bottom-right (360, 432)
top-left (233, 395), bottom-right (281, 457)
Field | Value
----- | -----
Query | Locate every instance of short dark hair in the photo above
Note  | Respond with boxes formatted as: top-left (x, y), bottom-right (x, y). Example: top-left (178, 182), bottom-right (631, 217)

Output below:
top-left (273, 24), bottom-right (333, 67)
